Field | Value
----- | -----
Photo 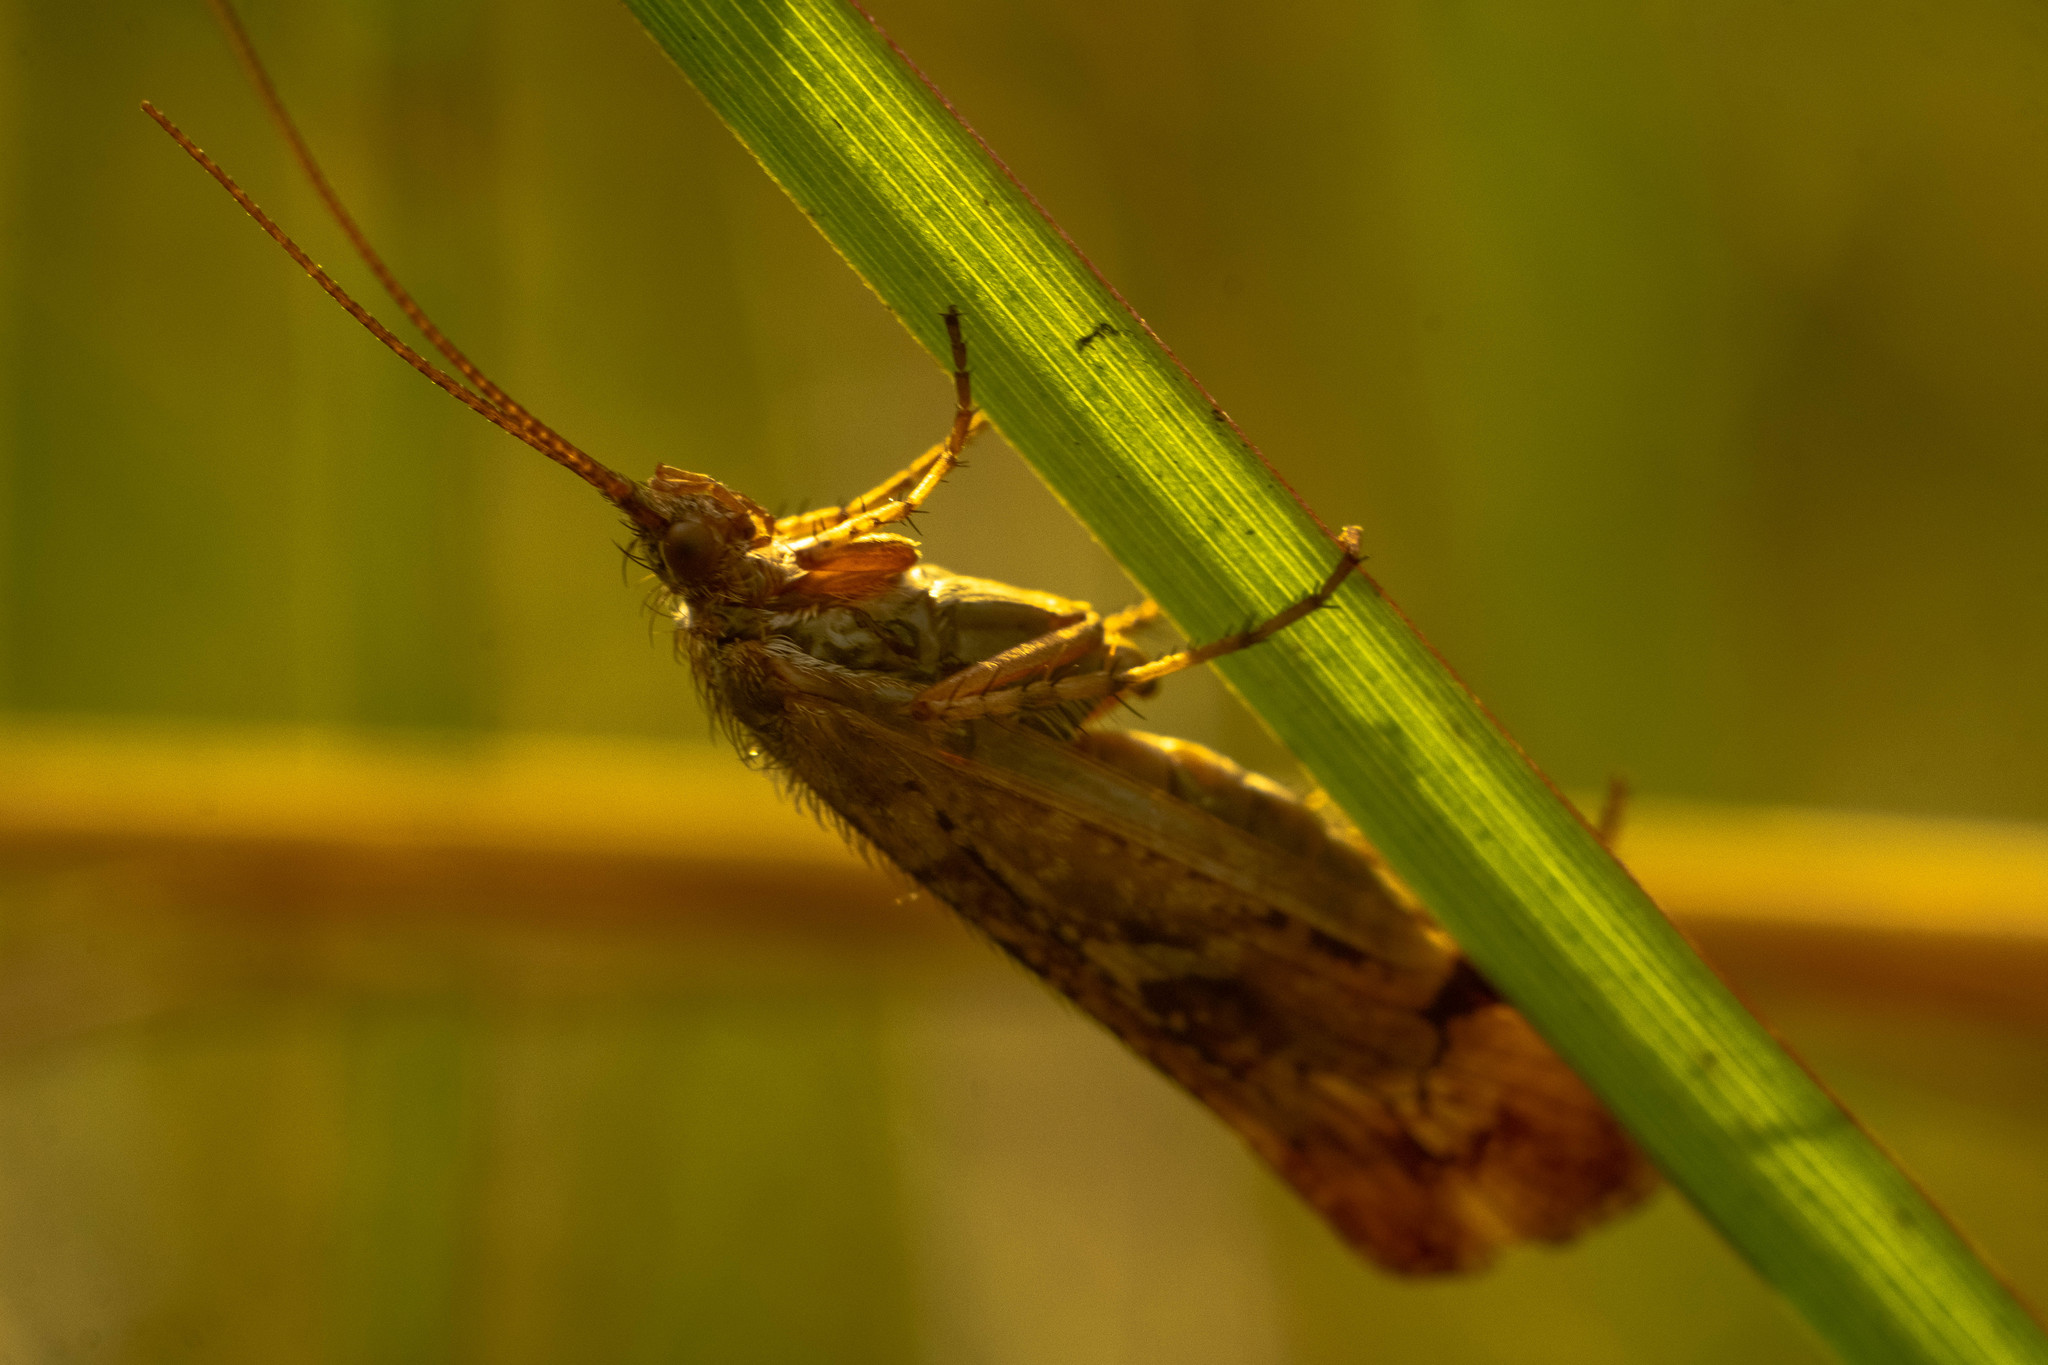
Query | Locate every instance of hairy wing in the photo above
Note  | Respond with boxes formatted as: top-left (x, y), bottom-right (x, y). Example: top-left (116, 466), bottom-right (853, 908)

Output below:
top-left (754, 685), bottom-right (1655, 1274)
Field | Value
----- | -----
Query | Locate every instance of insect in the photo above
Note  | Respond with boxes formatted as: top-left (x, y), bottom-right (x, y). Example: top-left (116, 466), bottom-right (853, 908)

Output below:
top-left (146, 5), bottom-right (1655, 1275)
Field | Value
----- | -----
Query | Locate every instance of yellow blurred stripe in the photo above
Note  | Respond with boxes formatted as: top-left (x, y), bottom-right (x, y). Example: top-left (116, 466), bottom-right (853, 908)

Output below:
top-left (0, 719), bottom-right (829, 858)
top-left (3, 720), bottom-right (2046, 947)
top-left (0, 719), bottom-right (919, 932)
top-left (1619, 800), bottom-right (2048, 939)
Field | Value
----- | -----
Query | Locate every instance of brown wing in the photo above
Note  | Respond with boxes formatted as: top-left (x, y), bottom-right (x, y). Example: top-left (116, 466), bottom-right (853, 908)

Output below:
top-left (756, 689), bottom-right (1655, 1274)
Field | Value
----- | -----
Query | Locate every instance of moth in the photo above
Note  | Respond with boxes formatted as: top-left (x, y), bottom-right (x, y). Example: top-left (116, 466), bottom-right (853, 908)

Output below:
top-left (146, 7), bottom-right (1655, 1274)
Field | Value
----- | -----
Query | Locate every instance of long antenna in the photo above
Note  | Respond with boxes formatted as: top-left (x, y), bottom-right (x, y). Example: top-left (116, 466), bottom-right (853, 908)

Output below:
top-left (143, 101), bottom-right (656, 527)
top-left (201, 0), bottom-right (539, 430)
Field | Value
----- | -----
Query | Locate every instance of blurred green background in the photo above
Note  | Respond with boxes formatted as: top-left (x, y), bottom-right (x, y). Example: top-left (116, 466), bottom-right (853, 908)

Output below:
top-left (1, 0), bottom-right (2045, 1360)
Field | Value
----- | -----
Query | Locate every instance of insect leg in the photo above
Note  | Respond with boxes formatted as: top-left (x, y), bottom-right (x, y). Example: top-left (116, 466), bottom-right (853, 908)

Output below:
top-left (773, 414), bottom-right (989, 540)
top-left (915, 528), bottom-right (1363, 722)
top-left (910, 612), bottom-right (1107, 718)
top-left (779, 310), bottom-right (980, 552)
top-left (1070, 599), bottom-right (1165, 722)
top-left (1595, 775), bottom-right (1630, 846)
top-left (1103, 599), bottom-right (1162, 635)
top-left (1115, 526), bottom-right (1363, 689)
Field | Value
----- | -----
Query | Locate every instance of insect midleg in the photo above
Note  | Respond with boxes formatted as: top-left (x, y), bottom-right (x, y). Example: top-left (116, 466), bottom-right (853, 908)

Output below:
top-left (911, 612), bottom-right (1107, 716)
top-left (778, 309), bottom-right (978, 553)
top-left (1116, 525), bottom-right (1363, 688)
top-left (912, 527), bottom-right (1364, 723)
top-left (908, 570), bottom-right (1166, 723)
top-left (1102, 599), bottom-right (1162, 635)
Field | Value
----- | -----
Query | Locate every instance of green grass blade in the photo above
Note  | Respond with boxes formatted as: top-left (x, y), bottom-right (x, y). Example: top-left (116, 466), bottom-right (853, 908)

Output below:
top-left (618, 2), bottom-right (2048, 1360)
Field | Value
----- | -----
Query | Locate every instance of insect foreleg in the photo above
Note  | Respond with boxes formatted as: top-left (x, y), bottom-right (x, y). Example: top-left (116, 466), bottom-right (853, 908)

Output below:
top-left (912, 527), bottom-right (1363, 723)
top-left (773, 414), bottom-right (989, 540)
top-left (779, 309), bottom-right (980, 553)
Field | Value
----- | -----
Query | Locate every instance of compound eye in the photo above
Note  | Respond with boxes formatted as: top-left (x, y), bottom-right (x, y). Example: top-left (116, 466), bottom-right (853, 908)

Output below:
top-left (659, 518), bottom-right (722, 583)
